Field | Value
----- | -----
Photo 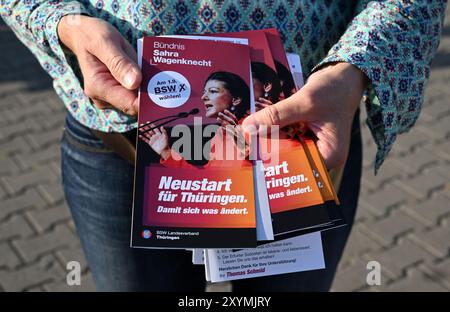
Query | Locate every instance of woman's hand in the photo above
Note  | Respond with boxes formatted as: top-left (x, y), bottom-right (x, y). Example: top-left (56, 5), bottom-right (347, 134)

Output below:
top-left (58, 15), bottom-right (142, 115)
top-left (139, 125), bottom-right (171, 160)
top-left (217, 109), bottom-right (238, 127)
top-left (217, 110), bottom-right (250, 159)
top-left (243, 62), bottom-right (368, 169)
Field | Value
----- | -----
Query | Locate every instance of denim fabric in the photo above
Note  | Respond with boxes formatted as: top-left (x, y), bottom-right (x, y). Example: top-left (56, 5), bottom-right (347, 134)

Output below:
top-left (61, 111), bottom-right (362, 292)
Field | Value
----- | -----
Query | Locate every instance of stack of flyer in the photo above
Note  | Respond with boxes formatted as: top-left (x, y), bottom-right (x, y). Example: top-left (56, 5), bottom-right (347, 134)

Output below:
top-left (131, 29), bottom-right (344, 282)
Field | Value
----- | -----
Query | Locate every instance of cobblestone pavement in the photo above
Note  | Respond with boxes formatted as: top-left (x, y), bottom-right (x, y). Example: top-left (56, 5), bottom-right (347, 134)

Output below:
top-left (1, 8), bottom-right (449, 292)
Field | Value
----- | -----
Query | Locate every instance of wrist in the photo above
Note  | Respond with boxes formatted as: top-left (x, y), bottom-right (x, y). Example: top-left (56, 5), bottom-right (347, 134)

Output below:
top-left (318, 62), bottom-right (367, 114)
top-left (160, 149), bottom-right (171, 160)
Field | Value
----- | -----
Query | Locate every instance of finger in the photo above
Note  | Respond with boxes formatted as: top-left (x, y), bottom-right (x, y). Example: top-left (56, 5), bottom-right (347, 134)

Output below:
top-left (258, 97), bottom-right (273, 105)
top-left (255, 102), bottom-right (269, 109)
top-left (139, 122), bottom-right (151, 132)
top-left (217, 116), bottom-right (230, 127)
top-left (309, 119), bottom-right (350, 170)
top-left (153, 126), bottom-right (161, 135)
top-left (160, 127), bottom-right (167, 134)
top-left (146, 123), bottom-right (159, 136)
top-left (139, 135), bottom-right (150, 145)
top-left (143, 131), bottom-right (153, 140)
top-left (92, 98), bottom-right (113, 110)
top-left (223, 109), bottom-right (238, 123)
top-left (90, 36), bottom-right (142, 90)
top-left (143, 125), bottom-right (155, 136)
top-left (218, 112), bottom-right (236, 125)
top-left (81, 54), bottom-right (139, 115)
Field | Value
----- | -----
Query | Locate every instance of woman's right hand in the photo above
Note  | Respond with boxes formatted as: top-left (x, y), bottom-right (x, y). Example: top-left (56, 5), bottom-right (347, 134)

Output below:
top-left (139, 125), bottom-right (171, 160)
top-left (57, 15), bottom-right (142, 115)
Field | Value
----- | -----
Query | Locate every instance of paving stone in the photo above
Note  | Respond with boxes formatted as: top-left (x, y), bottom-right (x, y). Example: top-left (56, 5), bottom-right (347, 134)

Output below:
top-left (25, 128), bottom-right (63, 150)
top-left (362, 142), bottom-right (377, 169)
top-left (391, 148), bottom-right (439, 175)
top-left (364, 210), bottom-right (425, 245)
top-left (394, 131), bottom-right (430, 154)
top-left (0, 136), bottom-right (33, 156)
top-left (361, 162), bottom-right (404, 191)
top-left (0, 185), bottom-right (6, 199)
top-left (409, 223), bottom-right (450, 258)
top-left (340, 225), bottom-right (382, 263)
top-left (420, 102), bottom-right (450, 123)
top-left (13, 145), bottom-right (60, 170)
top-left (1, 166), bottom-right (58, 195)
top-left (383, 269), bottom-right (448, 292)
top-left (0, 188), bottom-right (46, 220)
top-left (55, 246), bottom-right (88, 273)
top-left (359, 184), bottom-right (408, 217)
top-left (354, 203), bottom-right (374, 223)
top-left (364, 239), bottom-right (433, 279)
top-left (402, 193), bottom-right (450, 226)
top-left (0, 119), bottom-right (42, 141)
top-left (0, 158), bottom-right (20, 175)
top-left (0, 214), bottom-right (34, 242)
top-left (0, 255), bottom-right (63, 292)
top-left (427, 258), bottom-right (450, 286)
top-left (415, 115), bottom-right (450, 141)
top-left (0, 243), bottom-right (21, 269)
top-left (394, 169), bottom-right (447, 200)
top-left (26, 204), bottom-right (71, 233)
top-left (13, 225), bottom-right (79, 262)
top-left (4, 102), bottom-right (53, 125)
top-left (0, 82), bottom-right (26, 99)
top-left (424, 164), bottom-right (450, 185)
top-left (33, 112), bottom-right (66, 131)
top-left (433, 140), bottom-right (450, 160)
top-left (36, 183), bottom-right (65, 206)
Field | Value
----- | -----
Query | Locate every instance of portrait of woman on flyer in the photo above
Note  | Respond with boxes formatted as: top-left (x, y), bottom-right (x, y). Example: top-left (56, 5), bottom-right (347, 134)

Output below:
top-left (139, 71), bottom-right (251, 167)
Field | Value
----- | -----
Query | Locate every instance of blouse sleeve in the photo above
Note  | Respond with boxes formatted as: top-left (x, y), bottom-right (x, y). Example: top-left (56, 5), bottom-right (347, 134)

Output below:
top-left (312, 0), bottom-right (447, 173)
top-left (0, 0), bottom-right (88, 80)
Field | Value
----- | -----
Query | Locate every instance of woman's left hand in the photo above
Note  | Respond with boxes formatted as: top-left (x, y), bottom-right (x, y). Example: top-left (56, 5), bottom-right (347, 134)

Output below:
top-left (217, 109), bottom-right (250, 158)
top-left (217, 109), bottom-right (239, 127)
top-left (242, 62), bottom-right (367, 169)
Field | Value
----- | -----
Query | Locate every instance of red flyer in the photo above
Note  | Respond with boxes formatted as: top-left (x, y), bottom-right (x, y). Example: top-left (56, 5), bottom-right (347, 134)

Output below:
top-left (131, 37), bottom-right (256, 248)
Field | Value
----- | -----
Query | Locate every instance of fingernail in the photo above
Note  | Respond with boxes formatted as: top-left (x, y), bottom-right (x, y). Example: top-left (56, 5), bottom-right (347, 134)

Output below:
top-left (124, 72), bottom-right (137, 88)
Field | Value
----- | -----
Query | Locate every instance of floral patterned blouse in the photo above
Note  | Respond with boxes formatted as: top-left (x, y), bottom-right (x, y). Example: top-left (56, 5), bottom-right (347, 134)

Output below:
top-left (0, 0), bottom-right (446, 172)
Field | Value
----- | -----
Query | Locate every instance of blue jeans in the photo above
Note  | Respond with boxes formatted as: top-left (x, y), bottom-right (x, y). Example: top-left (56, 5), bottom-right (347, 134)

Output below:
top-left (61, 112), bottom-right (362, 291)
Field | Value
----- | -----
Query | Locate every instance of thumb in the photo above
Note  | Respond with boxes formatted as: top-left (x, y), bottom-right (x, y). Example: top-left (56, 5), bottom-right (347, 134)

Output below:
top-left (242, 97), bottom-right (306, 133)
top-left (94, 39), bottom-right (142, 90)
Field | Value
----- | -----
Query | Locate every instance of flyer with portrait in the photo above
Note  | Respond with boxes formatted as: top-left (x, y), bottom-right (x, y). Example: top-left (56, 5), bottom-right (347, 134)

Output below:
top-left (131, 37), bottom-right (257, 248)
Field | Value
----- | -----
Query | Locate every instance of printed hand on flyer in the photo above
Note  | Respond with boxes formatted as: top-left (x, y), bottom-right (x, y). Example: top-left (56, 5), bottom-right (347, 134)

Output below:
top-left (218, 110), bottom-right (250, 160)
top-left (139, 125), bottom-right (171, 160)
